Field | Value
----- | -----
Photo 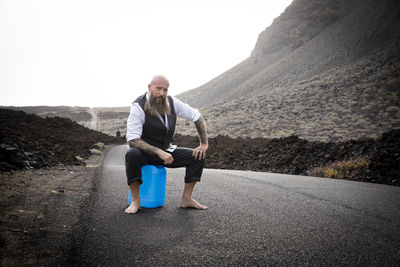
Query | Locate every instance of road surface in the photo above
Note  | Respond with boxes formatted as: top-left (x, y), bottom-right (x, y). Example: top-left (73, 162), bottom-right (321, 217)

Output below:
top-left (89, 107), bottom-right (97, 130)
top-left (72, 145), bottom-right (400, 266)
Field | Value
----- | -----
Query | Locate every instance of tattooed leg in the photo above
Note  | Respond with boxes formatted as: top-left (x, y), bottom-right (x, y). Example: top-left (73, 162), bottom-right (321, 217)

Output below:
top-left (179, 116), bottom-right (209, 210)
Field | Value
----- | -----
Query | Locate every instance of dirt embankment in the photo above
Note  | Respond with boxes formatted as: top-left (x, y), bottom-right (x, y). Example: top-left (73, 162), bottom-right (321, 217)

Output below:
top-left (174, 129), bottom-right (400, 186)
top-left (1, 108), bottom-right (399, 186)
top-left (0, 109), bottom-right (123, 265)
top-left (0, 152), bottom-right (106, 266)
top-left (0, 108), bottom-right (125, 171)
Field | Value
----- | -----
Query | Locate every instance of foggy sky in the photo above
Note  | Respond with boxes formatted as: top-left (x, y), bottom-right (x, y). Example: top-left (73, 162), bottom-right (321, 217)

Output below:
top-left (0, 0), bottom-right (292, 107)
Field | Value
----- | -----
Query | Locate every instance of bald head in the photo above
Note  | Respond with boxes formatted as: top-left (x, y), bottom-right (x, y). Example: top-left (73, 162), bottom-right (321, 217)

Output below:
top-left (150, 75), bottom-right (169, 88)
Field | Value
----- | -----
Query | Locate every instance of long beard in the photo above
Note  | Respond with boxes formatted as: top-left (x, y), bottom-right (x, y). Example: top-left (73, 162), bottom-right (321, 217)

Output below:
top-left (144, 94), bottom-right (171, 117)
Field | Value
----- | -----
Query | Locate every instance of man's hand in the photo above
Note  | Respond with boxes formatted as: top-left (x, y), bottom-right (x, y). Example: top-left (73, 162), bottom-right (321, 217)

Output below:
top-left (129, 139), bottom-right (173, 164)
top-left (157, 150), bottom-right (174, 165)
top-left (193, 143), bottom-right (208, 160)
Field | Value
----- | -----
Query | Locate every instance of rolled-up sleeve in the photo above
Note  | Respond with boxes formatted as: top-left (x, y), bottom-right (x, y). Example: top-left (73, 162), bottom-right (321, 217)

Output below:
top-left (126, 103), bottom-right (145, 142)
top-left (172, 96), bottom-right (200, 122)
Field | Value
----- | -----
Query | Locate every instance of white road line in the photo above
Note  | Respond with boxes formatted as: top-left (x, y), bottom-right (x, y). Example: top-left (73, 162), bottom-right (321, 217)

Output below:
top-left (104, 165), bottom-right (125, 168)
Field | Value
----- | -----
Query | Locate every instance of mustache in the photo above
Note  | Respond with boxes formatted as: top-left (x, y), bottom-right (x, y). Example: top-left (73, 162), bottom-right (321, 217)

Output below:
top-left (151, 94), bottom-right (166, 101)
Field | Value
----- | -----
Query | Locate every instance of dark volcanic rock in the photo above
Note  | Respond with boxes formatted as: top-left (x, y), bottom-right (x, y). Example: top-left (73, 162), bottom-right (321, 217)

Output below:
top-left (2, 108), bottom-right (398, 186)
top-left (368, 129), bottom-right (400, 185)
top-left (174, 129), bottom-right (399, 186)
top-left (0, 108), bottom-right (124, 171)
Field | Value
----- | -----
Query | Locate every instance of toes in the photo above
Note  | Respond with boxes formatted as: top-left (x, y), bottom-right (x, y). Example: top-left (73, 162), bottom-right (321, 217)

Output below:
top-left (125, 205), bottom-right (140, 214)
top-left (180, 200), bottom-right (208, 210)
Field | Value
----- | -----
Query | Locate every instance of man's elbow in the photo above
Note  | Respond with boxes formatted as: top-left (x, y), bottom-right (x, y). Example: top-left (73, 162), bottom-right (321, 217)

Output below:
top-left (195, 115), bottom-right (205, 124)
top-left (128, 138), bottom-right (141, 148)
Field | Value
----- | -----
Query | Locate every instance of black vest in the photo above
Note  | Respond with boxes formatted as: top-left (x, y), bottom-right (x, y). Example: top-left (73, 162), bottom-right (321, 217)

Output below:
top-left (134, 93), bottom-right (176, 150)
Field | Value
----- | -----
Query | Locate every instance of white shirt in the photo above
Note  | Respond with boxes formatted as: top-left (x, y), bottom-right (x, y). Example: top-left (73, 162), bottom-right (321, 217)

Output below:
top-left (126, 92), bottom-right (200, 146)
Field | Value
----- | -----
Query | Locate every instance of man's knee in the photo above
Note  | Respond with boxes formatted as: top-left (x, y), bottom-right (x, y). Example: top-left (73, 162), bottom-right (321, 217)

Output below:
top-left (125, 147), bottom-right (142, 164)
top-left (194, 157), bottom-right (205, 167)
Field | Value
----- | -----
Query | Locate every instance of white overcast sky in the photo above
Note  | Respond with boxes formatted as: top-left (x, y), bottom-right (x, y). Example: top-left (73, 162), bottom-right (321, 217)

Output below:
top-left (0, 0), bottom-right (292, 107)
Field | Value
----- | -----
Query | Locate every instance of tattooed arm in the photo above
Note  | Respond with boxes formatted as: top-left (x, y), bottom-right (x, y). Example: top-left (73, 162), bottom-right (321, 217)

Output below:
top-left (195, 116), bottom-right (208, 145)
top-left (129, 139), bottom-right (174, 164)
top-left (193, 116), bottom-right (208, 160)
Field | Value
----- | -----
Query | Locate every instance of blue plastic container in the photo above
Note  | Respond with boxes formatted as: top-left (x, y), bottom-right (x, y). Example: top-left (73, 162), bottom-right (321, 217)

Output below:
top-left (128, 165), bottom-right (167, 208)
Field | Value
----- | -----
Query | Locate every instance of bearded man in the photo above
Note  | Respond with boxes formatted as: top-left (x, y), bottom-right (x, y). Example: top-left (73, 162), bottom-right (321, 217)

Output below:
top-left (125, 75), bottom-right (208, 214)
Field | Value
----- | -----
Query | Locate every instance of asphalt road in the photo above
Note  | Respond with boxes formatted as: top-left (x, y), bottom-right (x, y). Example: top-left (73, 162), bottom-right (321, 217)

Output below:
top-left (89, 107), bottom-right (97, 130)
top-left (72, 145), bottom-right (400, 266)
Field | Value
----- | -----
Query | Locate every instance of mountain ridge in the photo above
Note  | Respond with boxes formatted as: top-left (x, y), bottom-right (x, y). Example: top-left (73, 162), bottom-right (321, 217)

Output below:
top-left (176, 0), bottom-right (400, 141)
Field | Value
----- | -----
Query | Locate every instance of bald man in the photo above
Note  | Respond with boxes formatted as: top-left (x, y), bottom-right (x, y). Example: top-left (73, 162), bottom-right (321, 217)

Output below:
top-left (125, 75), bottom-right (208, 214)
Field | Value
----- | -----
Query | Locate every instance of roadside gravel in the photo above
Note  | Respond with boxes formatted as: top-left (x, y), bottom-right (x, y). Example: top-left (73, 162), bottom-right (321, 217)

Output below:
top-left (0, 149), bottom-right (107, 266)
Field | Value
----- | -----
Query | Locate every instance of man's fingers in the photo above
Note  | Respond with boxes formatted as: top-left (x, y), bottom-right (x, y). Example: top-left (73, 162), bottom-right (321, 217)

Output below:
top-left (194, 149), bottom-right (200, 159)
top-left (163, 153), bottom-right (174, 165)
top-left (193, 148), bottom-right (206, 160)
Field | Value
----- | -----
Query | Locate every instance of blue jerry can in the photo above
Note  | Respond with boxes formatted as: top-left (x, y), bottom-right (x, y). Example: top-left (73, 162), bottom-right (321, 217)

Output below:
top-left (128, 165), bottom-right (167, 208)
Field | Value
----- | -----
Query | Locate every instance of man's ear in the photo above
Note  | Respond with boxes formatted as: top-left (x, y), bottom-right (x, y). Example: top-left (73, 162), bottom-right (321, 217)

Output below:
top-left (148, 84), bottom-right (151, 90)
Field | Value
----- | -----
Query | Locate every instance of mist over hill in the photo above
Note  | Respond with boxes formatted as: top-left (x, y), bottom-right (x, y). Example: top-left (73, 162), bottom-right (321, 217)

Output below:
top-left (177, 0), bottom-right (400, 141)
top-left (3, 106), bottom-right (92, 128)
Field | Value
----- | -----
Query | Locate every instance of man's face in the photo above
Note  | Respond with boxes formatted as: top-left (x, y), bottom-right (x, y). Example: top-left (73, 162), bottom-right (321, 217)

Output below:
top-left (148, 78), bottom-right (169, 103)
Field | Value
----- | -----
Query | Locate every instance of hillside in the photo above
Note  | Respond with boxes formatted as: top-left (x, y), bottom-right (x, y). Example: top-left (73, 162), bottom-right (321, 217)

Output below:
top-left (3, 105), bottom-right (131, 137)
top-left (93, 107), bottom-right (129, 137)
top-left (3, 106), bottom-right (92, 128)
top-left (177, 0), bottom-right (400, 141)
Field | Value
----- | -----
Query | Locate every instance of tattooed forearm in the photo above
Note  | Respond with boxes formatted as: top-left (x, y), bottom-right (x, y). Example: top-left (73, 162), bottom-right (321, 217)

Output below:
top-left (194, 116), bottom-right (208, 145)
top-left (128, 139), bottom-right (160, 155)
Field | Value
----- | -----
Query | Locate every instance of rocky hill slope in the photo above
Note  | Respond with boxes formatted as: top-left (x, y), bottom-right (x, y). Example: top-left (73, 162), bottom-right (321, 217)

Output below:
top-left (93, 107), bottom-right (129, 137)
top-left (177, 0), bottom-right (400, 141)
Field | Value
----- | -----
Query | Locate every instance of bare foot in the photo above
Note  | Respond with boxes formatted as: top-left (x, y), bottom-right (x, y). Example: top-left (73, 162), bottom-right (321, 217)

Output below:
top-left (125, 202), bottom-right (140, 214)
top-left (180, 198), bottom-right (208, 210)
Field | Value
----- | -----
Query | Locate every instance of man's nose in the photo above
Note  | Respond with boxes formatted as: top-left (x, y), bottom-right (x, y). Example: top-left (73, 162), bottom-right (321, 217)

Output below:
top-left (160, 90), bottom-right (167, 97)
